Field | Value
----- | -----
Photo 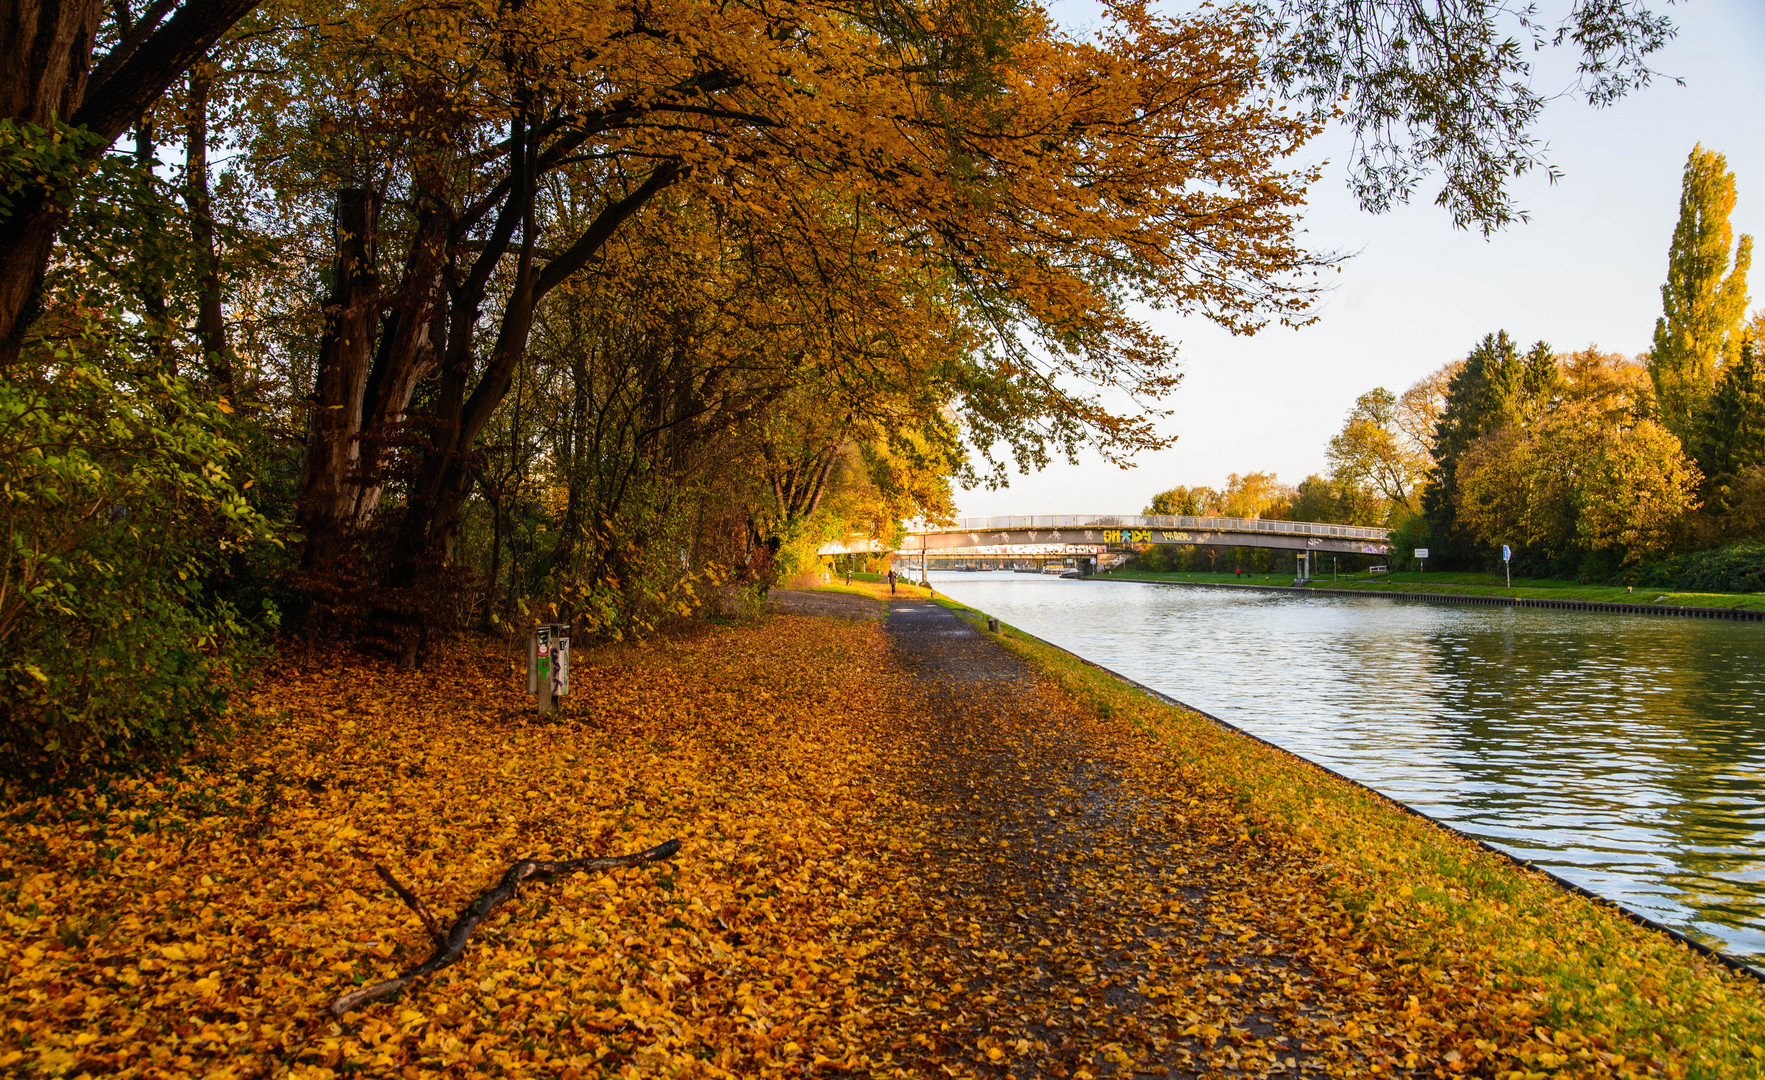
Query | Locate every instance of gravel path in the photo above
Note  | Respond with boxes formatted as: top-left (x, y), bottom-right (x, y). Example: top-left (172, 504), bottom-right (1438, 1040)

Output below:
top-left (768, 589), bottom-right (887, 620)
top-left (866, 597), bottom-right (1348, 1079)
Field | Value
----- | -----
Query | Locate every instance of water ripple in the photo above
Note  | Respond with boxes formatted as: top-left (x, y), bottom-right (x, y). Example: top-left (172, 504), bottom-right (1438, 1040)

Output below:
top-left (929, 573), bottom-right (1765, 965)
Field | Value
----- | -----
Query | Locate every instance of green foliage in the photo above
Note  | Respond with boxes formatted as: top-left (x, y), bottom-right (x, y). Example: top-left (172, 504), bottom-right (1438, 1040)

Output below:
top-left (1423, 331), bottom-right (1549, 566)
top-left (0, 353), bottom-right (278, 776)
top-left (0, 119), bottom-right (102, 219)
top-left (1387, 513), bottom-right (1429, 570)
top-left (0, 112), bottom-right (279, 777)
top-left (1287, 473), bottom-right (1385, 525)
top-left (542, 473), bottom-right (720, 641)
top-left (1622, 540), bottom-right (1765, 594)
top-left (1650, 145), bottom-right (1753, 440)
top-left (1695, 337), bottom-right (1765, 489)
top-left (1256, 0), bottom-right (1674, 234)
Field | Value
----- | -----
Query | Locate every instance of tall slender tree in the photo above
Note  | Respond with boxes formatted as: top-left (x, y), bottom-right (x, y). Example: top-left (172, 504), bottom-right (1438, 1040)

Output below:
top-left (1650, 145), bottom-right (1753, 440)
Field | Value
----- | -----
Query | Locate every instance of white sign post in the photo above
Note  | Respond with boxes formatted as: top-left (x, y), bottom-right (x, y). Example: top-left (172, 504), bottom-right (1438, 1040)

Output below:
top-left (1414, 547), bottom-right (1429, 581)
top-left (528, 623), bottom-right (571, 715)
top-left (1502, 544), bottom-right (1512, 589)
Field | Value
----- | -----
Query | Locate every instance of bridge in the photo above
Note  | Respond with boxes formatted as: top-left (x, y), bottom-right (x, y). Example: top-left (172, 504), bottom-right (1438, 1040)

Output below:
top-left (819, 515), bottom-right (1392, 557)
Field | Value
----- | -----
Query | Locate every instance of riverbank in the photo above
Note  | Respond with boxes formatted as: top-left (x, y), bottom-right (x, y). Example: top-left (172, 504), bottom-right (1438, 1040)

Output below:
top-left (924, 585), bottom-right (1765, 1078)
top-left (1102, 568), bottom-right (1765, 614)
top-left (2, 601), bottom-right (1762, 1077)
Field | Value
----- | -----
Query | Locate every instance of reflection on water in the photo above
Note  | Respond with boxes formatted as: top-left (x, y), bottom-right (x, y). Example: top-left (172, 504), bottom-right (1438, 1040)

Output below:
top-left (926, 572), bottom-right (1765, 965)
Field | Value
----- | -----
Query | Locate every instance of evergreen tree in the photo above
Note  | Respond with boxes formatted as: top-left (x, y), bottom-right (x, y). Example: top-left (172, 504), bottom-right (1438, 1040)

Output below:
top-left (1422, 332), bottom-right (1526, 565)
top-left (1696, 337), bottom-right (1765, 487)
top-left (1650, 145), bottom-right (1753, 439)
top-left (1520, 339), bottom-right (1561, 406)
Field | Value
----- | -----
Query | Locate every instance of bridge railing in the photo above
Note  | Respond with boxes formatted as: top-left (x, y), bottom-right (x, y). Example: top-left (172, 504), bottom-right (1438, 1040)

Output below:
top-left (919, 515), bottom-right (1390, 540)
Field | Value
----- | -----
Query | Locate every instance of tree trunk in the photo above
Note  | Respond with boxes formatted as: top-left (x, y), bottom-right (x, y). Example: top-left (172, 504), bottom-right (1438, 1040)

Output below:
top-left (350, 189), bottom-right (448, 524)
top-left (0, 0), bottom-right (266, 365)
top-left (292, 183), bottom-right (452, 572)
top-left (388, 160), bottom-right (681, 594)
top-left (0, 0), bottom-right (102, 363)
top-left (133, 116), bottom-right (173, 367)
top-left (295, 188), bottom-right (381, 573)
top-left (184, 63), bottom-right (229, 388)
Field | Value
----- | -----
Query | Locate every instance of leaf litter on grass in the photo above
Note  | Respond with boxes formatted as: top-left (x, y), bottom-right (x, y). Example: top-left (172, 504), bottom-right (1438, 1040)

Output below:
top-left (0, 610), bottom-right (1759, 1078)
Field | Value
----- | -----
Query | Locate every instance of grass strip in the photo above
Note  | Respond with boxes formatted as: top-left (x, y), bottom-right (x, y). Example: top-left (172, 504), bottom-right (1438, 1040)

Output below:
top-left (926, 590), bottom-right (1765, 1079)
top-left (1102, 570), bottom-right (1765, 611)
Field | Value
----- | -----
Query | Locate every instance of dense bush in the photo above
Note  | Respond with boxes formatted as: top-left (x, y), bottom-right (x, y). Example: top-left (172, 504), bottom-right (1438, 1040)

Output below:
top-left (0, 358), bottom-right (277, 777)
top-left (1619, 540), bottom-right (1765, 593)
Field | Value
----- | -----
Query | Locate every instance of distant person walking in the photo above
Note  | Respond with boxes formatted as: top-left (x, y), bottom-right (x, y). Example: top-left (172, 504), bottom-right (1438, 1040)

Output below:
top-left (888, 569), bottom-right (897, 594)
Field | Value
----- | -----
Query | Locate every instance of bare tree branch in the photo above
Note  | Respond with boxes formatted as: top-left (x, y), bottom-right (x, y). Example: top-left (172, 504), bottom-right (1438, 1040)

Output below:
top-left (329, 838), bottom-right (682, 1016)
top-left (373, 863), bottom-right (446, 947)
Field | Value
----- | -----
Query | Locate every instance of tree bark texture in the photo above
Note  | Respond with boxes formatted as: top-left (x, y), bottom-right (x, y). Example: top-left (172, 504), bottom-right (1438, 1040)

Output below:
top-left (184, 63), bottom-right (229, 388)
top-left (384, 158), bottom-right (682, 589)
top-left (295, 188), bottom-right (381, 573)
top-left (293, 186), bottom-right (452, 573)
top-left (0, 0), bottom-right (264, 364)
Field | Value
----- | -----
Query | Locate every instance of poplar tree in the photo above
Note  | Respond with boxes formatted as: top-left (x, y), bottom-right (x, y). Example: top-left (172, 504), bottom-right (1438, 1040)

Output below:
top-left (1650, 145), bottom-right (1753, 439)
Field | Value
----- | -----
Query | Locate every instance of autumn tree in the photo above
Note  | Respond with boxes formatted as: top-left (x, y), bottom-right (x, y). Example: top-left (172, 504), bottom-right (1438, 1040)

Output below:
top-left (0, 0), bottom-right (268, 364)
top-left (1326, 387), bottom-right (1429, 514)
top-left (1649, 145), bottom-right (1753, 440)
top-left (1145, 486), bottom-right (1222, 517)
top-left (1453, 348), bottom-right (1698, 569)
top-left (244, 0), bottom-right (1327, 623)
top-left (1219, 471), bottom-right (1295, 519)
top-left (1421, 331), bottom-right (1554, 565)
top-left (1456, 393), bottom-right (1699, 567)
top-left (0, 0), bottom-right (1680, 366)
top-left (1288, 473), bottom-right (1382, 525)
top-left (1395, 360), bottom-right (1460, 460)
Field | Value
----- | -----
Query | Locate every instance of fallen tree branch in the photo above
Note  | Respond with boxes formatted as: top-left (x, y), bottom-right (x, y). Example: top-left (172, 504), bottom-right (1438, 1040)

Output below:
top-left (373, 863), bottom-right (445, 946)
top-left (330, 838), bottom-right (682, 1016)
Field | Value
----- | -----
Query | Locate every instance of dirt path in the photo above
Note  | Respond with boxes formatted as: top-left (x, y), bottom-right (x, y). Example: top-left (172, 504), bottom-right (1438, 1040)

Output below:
top-left (863, 598), bottom-right (1363, 1079)
top-left (769, 589), bottom-right (887, 620)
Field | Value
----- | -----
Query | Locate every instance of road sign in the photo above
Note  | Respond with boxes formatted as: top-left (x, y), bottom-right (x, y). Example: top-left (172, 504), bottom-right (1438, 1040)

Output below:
top-left (1502, 545), bottom-right (1511, 562)
top-left (1414, 548), bottom-right (1429, 559)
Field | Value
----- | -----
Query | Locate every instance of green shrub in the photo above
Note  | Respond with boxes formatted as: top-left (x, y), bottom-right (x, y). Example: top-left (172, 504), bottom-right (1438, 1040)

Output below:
top-left (1620, 540), bottom-right (1765, 593)
top-left (0, 358), bottom-right (277, 778)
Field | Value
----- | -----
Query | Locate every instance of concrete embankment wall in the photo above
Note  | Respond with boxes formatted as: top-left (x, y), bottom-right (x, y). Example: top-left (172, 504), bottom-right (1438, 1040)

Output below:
top-left (1101, 576), bottom-right (1765, 621)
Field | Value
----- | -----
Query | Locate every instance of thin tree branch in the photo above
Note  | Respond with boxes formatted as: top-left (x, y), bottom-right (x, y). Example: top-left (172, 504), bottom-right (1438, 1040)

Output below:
top-left (329, 838), bottom-right (682, 1016)
top-left (373, 863), bottom-right (446, 946)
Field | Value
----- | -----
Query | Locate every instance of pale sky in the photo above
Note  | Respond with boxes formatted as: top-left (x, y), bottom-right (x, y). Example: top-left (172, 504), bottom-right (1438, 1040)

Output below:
top-left (956, 0), bottom-right (1765, 518)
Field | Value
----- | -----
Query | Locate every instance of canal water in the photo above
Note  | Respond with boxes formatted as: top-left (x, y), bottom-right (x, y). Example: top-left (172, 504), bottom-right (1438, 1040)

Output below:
top-left (924, 571), bottom-right (1765, 967)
